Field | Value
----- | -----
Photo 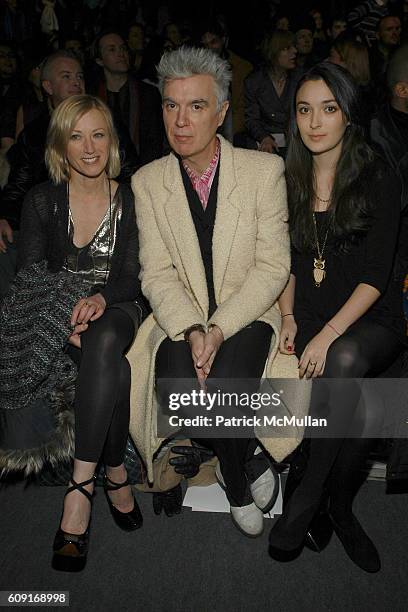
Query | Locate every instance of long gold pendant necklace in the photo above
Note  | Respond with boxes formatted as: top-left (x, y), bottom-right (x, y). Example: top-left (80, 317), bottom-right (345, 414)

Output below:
top-left (312, 194), bottom-right (331, 287)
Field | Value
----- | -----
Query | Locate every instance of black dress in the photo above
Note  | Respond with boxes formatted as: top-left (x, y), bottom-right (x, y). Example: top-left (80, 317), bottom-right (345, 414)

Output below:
top-left (291, 162), bottom-right (405, 356)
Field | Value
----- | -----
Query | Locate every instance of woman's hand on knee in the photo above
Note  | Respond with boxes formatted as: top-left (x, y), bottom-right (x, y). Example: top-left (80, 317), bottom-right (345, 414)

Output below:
top-left (68, 323), bottom-right (88, 348)
top-left (71, 293), bottom-right (106, 326)
top-left (279, 316), bottom-right (297, 354)
top-left (298, 326), bottom-right (338, 378)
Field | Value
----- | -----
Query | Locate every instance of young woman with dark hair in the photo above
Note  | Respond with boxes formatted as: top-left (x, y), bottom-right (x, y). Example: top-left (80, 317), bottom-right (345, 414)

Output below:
top-left (269, 63), bottom-right (405, 572)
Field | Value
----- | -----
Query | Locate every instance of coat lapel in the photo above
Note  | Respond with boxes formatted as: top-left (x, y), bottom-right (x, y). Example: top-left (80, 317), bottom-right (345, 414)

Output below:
top-left (162, 137), bottom-right (242, 316)
top-left (163, 154), bottom-right (209, 317)
top-left (212, 136), bottom-right (241, 300)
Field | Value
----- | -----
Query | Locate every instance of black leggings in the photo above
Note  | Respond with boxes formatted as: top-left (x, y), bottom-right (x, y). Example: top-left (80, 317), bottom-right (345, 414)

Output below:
top-left (294, 319), bottom-right (402, 518)
top-left (66, 308), bottom-right (135, 466)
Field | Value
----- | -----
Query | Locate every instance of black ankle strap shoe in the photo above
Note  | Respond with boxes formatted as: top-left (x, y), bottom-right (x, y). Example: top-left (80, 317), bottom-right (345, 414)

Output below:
top-left (104, 475), bottom-right (143, 531)
top-left (52, 475), bottom-right (96, 573)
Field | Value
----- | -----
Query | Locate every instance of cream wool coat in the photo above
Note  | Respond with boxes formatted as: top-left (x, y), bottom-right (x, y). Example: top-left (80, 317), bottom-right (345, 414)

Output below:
top-left (127, 136), bottom-right (309, 482)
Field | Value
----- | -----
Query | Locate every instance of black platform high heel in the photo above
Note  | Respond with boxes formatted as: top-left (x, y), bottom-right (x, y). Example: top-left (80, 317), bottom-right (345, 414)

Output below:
top-left (304, 498), bottom-right (333, 553)
top-left (268, 506), bottom-right (333, 562)
top-left (52, 475), bottom-right (95, 572)
top-left (282, 444), bottom-right (333, 555)
top-left (284, 481), bottom-right (333, 554)
top-left (104, 475), bottom-right (143, 531)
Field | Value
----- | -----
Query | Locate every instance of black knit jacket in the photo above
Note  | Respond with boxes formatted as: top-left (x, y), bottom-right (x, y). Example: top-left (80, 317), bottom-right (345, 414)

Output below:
top-left (17, 181), bottom-right (142, 306)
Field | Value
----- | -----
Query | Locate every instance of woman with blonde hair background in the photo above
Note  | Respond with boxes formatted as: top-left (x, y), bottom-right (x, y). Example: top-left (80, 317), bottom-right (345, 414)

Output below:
top-left (329, 37), bottom-right (370, 86)
top-left (329, 36), bottom-right (374, 118)
top-left (244, 29), bottom-right (300, 155)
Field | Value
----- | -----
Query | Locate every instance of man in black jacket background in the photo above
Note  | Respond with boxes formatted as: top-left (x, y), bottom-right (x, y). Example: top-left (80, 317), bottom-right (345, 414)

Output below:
top-left (370, 43), bottom-right (408, 212)
top-left (370, 43), bottom-right (408, 284)
top-left (90, 30), bottom-right (165, 166)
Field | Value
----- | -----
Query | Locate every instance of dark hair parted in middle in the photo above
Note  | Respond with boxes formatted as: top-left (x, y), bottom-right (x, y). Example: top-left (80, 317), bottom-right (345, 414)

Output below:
top-left (285, 62), bottom-right (376, 253)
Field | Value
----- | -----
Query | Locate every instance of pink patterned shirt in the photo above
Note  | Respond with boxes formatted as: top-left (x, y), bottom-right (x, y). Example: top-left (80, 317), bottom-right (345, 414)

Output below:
top-left (182, 138), bottom-right (220, 210)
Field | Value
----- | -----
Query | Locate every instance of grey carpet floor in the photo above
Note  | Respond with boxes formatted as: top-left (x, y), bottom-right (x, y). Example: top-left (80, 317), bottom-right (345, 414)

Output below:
top-left (0, 480), bottom-right (407, 612)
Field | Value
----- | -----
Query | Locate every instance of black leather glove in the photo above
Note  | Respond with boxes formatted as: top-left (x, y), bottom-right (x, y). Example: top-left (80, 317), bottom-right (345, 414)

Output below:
top-left (152, 484), bottom-right (183, 517)
top-left (169, 442), bottom-right (215, 479)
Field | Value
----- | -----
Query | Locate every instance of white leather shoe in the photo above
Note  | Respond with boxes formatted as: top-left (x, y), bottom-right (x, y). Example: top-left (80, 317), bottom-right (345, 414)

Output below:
top-left (230, 502), bottom-right (264, 538)
top-left (215, 462), bottom-right (264, 537)
top-left (245, 446), bottom-right (279, 513)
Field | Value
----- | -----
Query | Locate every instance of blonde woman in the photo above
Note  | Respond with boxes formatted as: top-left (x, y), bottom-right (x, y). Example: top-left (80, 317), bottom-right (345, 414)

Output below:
top-left (329, 37), bottom-right (370, 87)
top-left (244, 30), bottom-right (299, 154)
top-left (17, 94), bottom-right (144, 571)
top-left (329, 36), bottom-right (374, 117)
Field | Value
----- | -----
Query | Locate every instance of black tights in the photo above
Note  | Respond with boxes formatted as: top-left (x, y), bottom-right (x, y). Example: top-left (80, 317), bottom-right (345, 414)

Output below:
top-left (66, 308), bottom-right (135, 467)
top-left (295, 320), bottom-right (402, 520)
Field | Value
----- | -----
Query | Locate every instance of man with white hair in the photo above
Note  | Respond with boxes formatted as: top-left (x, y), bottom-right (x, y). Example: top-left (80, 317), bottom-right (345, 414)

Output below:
top-left (128, 46), bottom-right (293, 537)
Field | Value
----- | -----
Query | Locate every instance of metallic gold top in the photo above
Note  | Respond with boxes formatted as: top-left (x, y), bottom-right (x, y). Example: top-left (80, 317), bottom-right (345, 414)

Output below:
top-left (64, 187), bottom-right (122, 287)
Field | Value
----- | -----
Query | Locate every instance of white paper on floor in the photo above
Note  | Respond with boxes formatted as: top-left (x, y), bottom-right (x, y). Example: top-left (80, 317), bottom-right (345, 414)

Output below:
top-left (183, 475), bottom-right (282, 518)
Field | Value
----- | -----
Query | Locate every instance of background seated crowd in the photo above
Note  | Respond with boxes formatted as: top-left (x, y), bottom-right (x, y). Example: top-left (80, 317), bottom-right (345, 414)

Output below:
top-left (1, 0), bottom-right (408, 300)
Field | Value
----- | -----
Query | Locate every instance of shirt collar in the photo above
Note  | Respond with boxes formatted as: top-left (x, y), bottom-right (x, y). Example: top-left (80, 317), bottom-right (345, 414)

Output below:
top-left (182, 137), bottom-right (220, 183)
